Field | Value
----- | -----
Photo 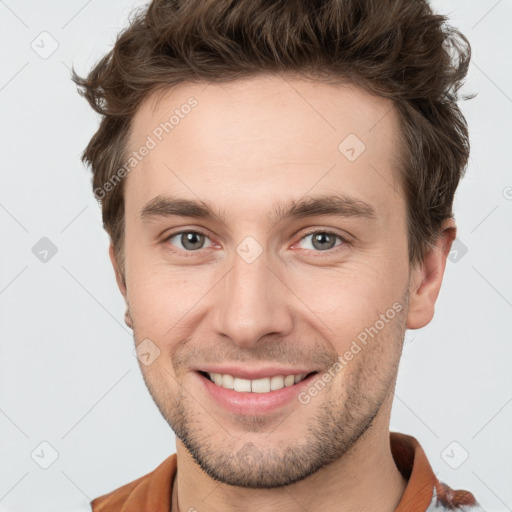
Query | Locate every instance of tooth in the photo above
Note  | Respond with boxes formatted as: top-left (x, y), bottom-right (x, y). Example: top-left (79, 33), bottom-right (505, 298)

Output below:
top-left (222, 374), bottom-right (234, 389)
top-left (207, 372), bottom-right (309, 392)
top-left (270, 375), bottom-right (285, 390)
top-left (252, 377), bottom-right (271, 393)
top-left (233, 377), bottom-right (251, 392)
top-left (284, 375), bottom-right (295, 387)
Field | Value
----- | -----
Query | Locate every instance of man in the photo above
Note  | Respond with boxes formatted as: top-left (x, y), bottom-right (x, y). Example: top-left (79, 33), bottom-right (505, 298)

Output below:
top-left (73, 0), bottom-right (485, 510)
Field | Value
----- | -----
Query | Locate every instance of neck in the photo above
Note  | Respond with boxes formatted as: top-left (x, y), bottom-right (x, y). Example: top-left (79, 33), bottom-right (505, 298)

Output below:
top-left (171, 425), bottom-right (407, 512)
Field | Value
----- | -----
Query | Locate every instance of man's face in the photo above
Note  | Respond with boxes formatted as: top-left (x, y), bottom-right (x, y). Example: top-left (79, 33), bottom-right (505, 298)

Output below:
top-left (119, 75), bottom-right (412, 487)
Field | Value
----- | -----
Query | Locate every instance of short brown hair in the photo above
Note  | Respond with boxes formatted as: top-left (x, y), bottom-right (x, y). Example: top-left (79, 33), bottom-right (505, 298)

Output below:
top-left (72, 0), bottom-right (472, 277)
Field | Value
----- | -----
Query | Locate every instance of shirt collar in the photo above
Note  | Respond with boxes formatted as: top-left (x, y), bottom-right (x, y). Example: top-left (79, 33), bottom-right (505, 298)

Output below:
top-left (391, 431), bottom-right (437, 511)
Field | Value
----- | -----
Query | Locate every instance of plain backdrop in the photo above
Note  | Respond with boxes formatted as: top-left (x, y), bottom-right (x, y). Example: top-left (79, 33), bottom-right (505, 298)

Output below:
top-left (0, 1), bottom-right (511, 511)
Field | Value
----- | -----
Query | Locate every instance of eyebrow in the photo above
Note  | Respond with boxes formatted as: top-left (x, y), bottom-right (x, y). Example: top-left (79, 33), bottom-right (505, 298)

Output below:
top-left (140, 193), bottom-right (376, 226)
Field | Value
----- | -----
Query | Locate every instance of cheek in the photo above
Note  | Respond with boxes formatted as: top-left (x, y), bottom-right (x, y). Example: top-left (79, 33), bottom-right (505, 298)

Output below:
top-left (126, 255), bottom-right (214, 337)
top-left (286, 257), bottom-right (407, 347)
top-left (291, 258), bottom-right (404, 311)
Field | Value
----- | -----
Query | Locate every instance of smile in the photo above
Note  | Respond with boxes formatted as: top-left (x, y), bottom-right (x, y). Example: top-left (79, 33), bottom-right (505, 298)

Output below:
top-left (201, 371), bottom-right (317, 393)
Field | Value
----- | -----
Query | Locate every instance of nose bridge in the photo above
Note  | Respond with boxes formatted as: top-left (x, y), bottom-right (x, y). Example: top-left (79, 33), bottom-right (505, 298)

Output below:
top-left (214, 240), bottom-right (293, 346)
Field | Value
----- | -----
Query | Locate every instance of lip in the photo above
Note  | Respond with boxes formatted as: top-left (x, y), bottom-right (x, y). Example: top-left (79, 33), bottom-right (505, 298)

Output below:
top-left (194, 370), bottom-right (319, 416)
top-left (192, 365), bottom-right (318, 380)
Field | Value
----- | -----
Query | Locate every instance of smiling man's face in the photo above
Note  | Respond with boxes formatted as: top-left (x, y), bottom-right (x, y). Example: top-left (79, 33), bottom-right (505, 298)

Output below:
top-left (111, 74), bottom-right (426, 488)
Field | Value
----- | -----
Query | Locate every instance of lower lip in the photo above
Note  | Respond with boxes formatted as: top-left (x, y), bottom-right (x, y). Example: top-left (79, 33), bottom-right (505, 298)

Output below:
top-left (195, 371), bottom-right (318, 416)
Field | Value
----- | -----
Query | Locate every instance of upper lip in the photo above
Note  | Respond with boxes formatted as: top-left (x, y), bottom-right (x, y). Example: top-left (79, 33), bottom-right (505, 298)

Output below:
top-left (195, 366), bottom-right (319, 380)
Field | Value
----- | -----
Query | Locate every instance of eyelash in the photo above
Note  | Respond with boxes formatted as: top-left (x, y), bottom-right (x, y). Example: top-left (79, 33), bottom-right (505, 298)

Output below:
top-left (163, 229), bottom-right (348, 257)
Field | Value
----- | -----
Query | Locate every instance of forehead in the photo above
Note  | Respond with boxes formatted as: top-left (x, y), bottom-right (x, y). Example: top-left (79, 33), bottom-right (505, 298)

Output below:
top-left (126, 74), bottom-right (403, 221)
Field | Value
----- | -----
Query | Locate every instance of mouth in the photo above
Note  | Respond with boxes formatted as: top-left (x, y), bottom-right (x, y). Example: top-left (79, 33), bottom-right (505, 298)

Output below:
top-left (195, 369), bottom-right (321, 416)
top-left (197, 370), bottom-right (319, 393)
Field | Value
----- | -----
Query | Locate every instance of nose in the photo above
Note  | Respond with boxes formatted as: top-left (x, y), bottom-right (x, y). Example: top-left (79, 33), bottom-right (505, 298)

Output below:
top-left (212, 246), bottom-right (294, 348)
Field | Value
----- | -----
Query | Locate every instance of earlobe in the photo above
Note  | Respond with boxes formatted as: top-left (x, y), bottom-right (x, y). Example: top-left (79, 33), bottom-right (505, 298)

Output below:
top-left (124, 308), bottom-right (133, 328)
top-left (406, 220), bottom-right (457, 330)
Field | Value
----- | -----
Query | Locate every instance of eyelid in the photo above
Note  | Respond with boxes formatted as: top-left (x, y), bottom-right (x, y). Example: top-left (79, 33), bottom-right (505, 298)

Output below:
top-left (164, 228), bottom-right (200, 241)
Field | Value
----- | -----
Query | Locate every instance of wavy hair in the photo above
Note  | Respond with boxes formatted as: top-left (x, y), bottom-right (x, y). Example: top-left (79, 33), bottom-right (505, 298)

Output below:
top-left (72, 0), bottom-right (472, 276)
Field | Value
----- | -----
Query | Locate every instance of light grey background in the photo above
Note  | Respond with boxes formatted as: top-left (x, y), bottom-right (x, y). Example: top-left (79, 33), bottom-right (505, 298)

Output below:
top-left (0, 1), bottom-right (511, 511)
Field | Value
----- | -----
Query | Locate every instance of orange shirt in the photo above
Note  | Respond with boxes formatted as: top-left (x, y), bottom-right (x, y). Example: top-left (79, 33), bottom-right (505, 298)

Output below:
top-left (91, 432), bottom-right (484, 511)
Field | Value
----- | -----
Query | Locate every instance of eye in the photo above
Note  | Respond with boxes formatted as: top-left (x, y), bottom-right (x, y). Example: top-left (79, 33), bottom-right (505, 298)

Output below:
top-left (163, 229), bottom-right (347, 256)
top-left (296, 230), bottom-right (346, 252)
top-left (165, 230), bottom-right (214, 252)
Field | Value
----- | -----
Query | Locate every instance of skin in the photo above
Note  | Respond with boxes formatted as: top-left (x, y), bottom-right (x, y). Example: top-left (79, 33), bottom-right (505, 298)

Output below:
top-left (109, 74), bottom-right (456, 512)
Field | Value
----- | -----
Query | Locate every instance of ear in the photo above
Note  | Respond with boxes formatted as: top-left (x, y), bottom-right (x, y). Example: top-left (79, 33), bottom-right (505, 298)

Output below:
top-left (406, 218), bottom-right (457, 330)
top-left (109, 243), bottom-right (133, 329)
top-left (109, 243), bottom-right (127, 300)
